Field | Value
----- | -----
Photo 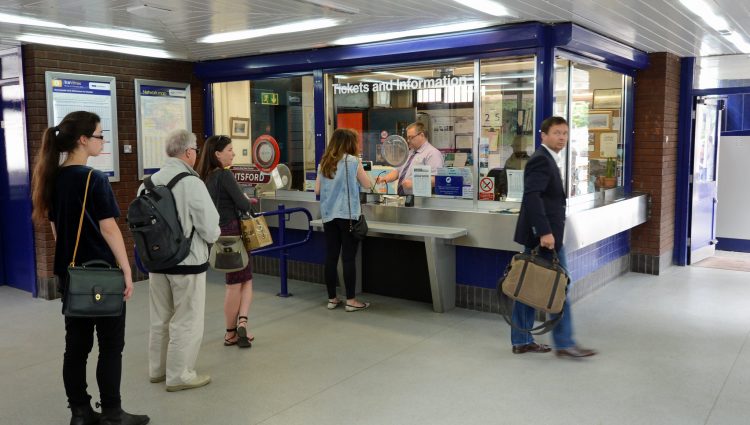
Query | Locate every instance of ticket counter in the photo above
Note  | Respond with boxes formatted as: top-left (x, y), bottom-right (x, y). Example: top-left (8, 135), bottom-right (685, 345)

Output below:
top-left (195, 22), bottom-right (650, 311)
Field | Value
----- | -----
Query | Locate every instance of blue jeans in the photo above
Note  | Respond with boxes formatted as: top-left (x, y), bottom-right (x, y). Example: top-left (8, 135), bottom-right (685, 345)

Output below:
top-left (510, 247), bottom-right (576, 349)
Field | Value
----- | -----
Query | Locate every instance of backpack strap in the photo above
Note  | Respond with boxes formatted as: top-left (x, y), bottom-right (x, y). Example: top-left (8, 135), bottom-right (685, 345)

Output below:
top-left (167, 172), bottom-right (192, 189)
top-left (144, 175), bottom-right (155, 191)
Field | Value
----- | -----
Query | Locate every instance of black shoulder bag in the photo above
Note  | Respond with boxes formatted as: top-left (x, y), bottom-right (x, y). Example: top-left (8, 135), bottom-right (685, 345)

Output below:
top-left (344, 154), bottom-right (368, 240)
top-left (64, 170), bottom-right (125, 317)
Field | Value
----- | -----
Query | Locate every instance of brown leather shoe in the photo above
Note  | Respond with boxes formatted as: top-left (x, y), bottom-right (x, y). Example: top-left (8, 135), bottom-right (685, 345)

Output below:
top-left (512, 342), bottom-right (552, 354)
top-left (555, 346), bottom-right (597, 358)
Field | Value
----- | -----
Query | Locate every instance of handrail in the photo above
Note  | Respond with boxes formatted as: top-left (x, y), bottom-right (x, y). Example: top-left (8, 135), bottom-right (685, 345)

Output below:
top-left (250, 206), bottom-right (313, 255)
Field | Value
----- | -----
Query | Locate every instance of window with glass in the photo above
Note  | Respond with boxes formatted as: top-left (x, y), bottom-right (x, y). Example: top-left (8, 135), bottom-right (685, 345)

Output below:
top-left (327, 63), bottom-right (475, 198)
top-left (326, 56), bottom-right (535, 201)
top-left (554, 59), bottom-right (627, 197)
top-left (479, 56), bottom-right (536, 201)
top-left (212, 76), bottom-right (315, 191)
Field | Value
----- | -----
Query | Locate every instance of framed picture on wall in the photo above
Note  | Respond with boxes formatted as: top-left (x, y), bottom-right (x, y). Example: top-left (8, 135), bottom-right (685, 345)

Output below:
top-left (593, 88), bottom-right (622, 109)
top-left (230, 117), bottom-right (250, 139)
top-left (588, 110), bottom-right (612, 130)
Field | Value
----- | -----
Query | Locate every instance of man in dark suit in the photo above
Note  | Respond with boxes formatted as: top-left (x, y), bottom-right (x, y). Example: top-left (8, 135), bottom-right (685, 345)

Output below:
top-left (511, 116), bottom-right (597, 358)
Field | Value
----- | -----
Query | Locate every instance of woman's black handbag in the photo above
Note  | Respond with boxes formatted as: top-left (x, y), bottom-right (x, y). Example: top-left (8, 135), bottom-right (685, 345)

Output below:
top-left (64, 170), bottom-right (125, 317)
top-left (344, 154), bottom-right (368, 240)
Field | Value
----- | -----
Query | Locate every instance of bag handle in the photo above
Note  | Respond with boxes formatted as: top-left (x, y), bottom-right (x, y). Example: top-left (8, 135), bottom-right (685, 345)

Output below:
top-left (80, 260), bottom-right (116, 268)
top-left (344, 154), bottom-right (354, 232)
top-left (70, 169), bottom-right (94, 267)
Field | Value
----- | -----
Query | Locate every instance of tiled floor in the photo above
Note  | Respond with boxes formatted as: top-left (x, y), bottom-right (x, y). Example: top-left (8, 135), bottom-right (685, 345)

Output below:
top-left (1, 264), bottom-right (749, 425)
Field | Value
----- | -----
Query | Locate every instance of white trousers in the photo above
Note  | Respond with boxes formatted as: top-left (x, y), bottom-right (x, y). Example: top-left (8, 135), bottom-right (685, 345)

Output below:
top-left (148, 272), bottom-right (206, 386)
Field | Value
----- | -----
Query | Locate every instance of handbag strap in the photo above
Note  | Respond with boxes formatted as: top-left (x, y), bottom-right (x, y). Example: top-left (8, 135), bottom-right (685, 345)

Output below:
top-left (70, 169), bottom-right (94, 267)
top-left (344, 154), bottom-right (354, 232)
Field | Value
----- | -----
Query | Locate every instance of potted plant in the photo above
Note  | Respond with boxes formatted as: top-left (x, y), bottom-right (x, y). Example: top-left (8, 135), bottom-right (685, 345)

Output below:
top-left (603, 157), bottom-right (617, 188)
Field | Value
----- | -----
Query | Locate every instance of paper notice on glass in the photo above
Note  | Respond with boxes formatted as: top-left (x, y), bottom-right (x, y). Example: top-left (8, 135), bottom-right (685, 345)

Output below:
top-left (456, 135), bottom-right (473, 149)
top-left (599, 132), bottom-right (618, 157)
top-left (412, 165), bottom-right (432, 197)
top-left (453, 152), bottom-right (468, 167)
top-left (488, 153), bottom-right (502, 170)
top-left (506, 170), bottom-right (524, 201)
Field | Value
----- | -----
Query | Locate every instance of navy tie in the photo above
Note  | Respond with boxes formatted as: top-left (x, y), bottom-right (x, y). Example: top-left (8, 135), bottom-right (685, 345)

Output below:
top-left (397, 151), bottom-right (417, 195)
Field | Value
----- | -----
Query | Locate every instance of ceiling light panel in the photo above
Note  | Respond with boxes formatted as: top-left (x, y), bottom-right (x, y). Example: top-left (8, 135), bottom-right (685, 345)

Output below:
top-left (198, 18), bottom-right (339, 43)
top-left (333, 21), bottom-right (493, 45)
top-left (451, 0), bottom-right (513, 17)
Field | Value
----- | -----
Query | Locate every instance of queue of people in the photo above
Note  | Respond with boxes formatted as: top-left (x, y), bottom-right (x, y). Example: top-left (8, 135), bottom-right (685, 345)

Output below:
top-left (31, 112), bottom-right (595, 425)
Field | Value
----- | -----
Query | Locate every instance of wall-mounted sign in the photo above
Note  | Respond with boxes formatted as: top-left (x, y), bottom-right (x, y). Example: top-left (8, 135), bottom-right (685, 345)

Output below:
top-left (261, 92), bottom-right (279, 105)
top-left (231, 166), bottom-right (271, 186)
top-left (332, 76), bottom-right (469, 95)
top-left (45, 71), bottom-right (120, 181)
top-left (252, 134), bottom-right (280, 173)
top-left (134, 79), bottom-right (191, 179)
top-left (435, 175), bottom-right (464, 197)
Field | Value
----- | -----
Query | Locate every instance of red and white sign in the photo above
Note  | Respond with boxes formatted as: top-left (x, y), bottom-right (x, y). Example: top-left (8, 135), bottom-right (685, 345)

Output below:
top-left (479, 177), bottom-right (495, 200)
top-left (252, 134), bottom-right (280, 173)
top-left (231, 166), bottom-right (271, 186)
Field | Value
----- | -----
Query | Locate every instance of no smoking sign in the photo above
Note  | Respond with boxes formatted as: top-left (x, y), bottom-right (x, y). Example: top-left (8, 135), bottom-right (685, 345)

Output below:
top-left (479, 177), bottom-right (495, 200)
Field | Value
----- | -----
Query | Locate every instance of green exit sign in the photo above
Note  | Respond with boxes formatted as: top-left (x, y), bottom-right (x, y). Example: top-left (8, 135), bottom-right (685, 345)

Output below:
top-left (261, 92), bottom-right (278, 105)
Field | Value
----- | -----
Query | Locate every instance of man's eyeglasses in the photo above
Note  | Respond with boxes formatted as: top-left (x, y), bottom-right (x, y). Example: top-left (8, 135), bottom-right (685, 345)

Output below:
top-left (407, 132), bottom-right (422, 141)
top-left (188, 147), bottom-right (200, 154)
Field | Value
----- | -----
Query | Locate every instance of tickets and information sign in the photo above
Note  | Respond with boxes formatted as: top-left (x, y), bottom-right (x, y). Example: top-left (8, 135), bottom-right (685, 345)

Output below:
top-left (46, 72), bottom-right (119, 180)
top-left (135, 80), bottom-right (191, 178)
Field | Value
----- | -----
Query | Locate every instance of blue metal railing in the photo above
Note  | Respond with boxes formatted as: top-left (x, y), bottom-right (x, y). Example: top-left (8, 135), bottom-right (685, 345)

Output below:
top-left (250, 204), bottom-right (313, 297)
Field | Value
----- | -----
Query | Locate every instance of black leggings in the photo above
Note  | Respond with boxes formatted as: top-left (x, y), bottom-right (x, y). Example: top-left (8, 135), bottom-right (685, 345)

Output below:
top-left (323, 218), bottom-right (360, 300)
top-left (63, 304), bottom-right (126, 409)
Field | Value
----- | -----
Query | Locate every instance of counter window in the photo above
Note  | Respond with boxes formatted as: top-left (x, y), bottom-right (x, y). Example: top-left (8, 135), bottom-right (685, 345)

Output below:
top-left (479, 57), bottom-right (536, 201)
top-left (327, 62), bottom-right (475, 199)
top-left (212, 76), bottom-right (315, 192)
top-left (555, 59), bottom-right (627, 197)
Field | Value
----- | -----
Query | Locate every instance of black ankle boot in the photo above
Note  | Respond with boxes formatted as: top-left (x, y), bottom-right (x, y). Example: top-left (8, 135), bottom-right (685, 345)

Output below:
top-left (69, 403), bottom-right (101, 425)
top-left (100, 407), bottom-right (150, 425)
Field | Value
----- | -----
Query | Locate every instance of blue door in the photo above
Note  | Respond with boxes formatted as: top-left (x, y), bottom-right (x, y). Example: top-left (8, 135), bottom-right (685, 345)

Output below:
top-left (689, 98), bottom-right (721, 264)
top-left (0, 47), bottom-right (37, 294)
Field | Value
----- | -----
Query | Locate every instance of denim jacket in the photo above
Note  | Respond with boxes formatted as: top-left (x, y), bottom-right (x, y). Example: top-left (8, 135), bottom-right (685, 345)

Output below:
top-left (319, 155), bottom-right (361, 223)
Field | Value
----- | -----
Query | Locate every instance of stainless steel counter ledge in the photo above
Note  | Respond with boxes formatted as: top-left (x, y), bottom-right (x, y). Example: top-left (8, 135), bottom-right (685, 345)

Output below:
top-left (311, 219), bottom-right (468, 313)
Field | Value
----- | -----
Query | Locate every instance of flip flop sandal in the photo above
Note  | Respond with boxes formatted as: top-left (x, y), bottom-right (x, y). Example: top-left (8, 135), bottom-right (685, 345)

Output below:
top-left (237, 316), bottom-right (253, 348)
top-left (224, 327), bottom-right (238, 346)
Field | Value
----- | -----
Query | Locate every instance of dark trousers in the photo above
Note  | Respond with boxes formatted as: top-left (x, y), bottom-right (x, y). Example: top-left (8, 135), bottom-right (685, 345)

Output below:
top-left (63, 304), bottom-right (126, 409)
top-left (323, 218), bottom-right (360, 300)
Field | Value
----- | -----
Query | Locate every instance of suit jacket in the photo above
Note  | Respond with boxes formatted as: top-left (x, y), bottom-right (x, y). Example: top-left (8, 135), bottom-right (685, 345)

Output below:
top-left (513, 146), bottom-right (566, 252)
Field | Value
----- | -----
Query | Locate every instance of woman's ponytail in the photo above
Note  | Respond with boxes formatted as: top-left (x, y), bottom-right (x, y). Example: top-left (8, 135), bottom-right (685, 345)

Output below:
top-left (31, 127), bottom-right (62, 223)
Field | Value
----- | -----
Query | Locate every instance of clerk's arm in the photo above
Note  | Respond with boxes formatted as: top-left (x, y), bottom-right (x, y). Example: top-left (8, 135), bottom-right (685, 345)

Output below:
top-left (375, 169), bottom-right (398, 184)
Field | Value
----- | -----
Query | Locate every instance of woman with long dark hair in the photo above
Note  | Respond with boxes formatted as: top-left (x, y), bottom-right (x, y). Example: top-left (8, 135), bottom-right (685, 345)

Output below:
top-left (315, 128), bottom-right (372, 311)
top-left (196, 135), bottom-right (255, 348)
top-left (31, 111), bottom-right (149, 425)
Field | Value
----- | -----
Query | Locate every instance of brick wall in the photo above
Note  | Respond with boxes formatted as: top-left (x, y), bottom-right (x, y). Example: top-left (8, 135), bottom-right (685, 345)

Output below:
top-left (631, 52), bottom-right (681, 274)
top-left (23, 45), bottom-right (204, 295)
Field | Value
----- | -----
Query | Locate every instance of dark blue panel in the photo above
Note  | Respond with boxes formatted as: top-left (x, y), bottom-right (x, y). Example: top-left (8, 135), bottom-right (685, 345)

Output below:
top-left (674, 57), bottom-right (696, 266)
top-left (203, 82), bottom-right (214, 138)
top-left (725, 94), bottom-right (743, 132)
top-left (553, 24), bottom-right (649, 71)
top-left (716, 237), bottom-right (750, 253)
top-left (624, 76), bottom-right (635, 194)
top-left (194, 23), bottom-right (546, 81)
top-left (456, 246), bottom-right (516, 289)
top-left (313, 69), bottom-right (325, 166)
top-left (721, 129), bottom-right (750, 136)
top-left (256, 228), bottom-right (326, 264)
top-left (744, 94), bottom-right (750, 130)
top-left (456, 231), bottom-right (630, 289)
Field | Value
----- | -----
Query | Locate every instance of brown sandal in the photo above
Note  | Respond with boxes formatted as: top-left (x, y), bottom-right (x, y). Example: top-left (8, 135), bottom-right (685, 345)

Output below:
top-left (224, 328), bottom-right (238, 346)
top-left (236, 316), bottom-right (253, 348)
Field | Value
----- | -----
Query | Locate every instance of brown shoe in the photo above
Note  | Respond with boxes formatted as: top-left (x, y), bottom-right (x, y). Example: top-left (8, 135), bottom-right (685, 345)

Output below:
top-left (555, 346), bottom-right (597, 358)
top-left (512, 342), bottom-right (552, 354)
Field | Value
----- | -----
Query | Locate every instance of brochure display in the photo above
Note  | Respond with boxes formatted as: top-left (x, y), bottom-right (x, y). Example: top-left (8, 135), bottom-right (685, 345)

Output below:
top-left (45, 72), bottom-right (120, 181)
top-left (135, 79), bottom-right (192, 178)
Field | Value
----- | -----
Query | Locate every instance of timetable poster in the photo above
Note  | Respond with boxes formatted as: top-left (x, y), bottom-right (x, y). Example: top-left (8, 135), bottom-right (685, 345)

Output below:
top-left (46, 72), bottom-right (119, 181)
top-left (135, 80), bottom-right (191, 178)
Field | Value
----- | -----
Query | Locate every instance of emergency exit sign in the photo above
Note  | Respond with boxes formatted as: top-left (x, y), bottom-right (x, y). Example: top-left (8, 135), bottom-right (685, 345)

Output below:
top-left (261, 92), bottom-right (278, 105)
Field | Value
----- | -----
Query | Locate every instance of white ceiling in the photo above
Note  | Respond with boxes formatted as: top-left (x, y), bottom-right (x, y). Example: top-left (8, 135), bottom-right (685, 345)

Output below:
top-left (0, 0), bottom-right (748, 61)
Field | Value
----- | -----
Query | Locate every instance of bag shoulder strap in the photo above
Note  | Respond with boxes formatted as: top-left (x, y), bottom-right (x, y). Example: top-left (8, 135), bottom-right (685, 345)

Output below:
top-left (167, 172), bottom-right (192, 189)
top-left (144, 175), bottom-right (155, 191)
top-left (70, 169), bottom-right (94, 267)
top-left (343, 154), bottom-right (358, 231)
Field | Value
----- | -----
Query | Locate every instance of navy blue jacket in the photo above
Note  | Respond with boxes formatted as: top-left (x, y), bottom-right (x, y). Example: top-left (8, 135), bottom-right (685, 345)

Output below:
top-left (513, 146), bottom-right (566, 252)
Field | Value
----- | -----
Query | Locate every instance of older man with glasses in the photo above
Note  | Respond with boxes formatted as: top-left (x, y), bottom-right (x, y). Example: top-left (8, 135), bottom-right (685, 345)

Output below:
top-left (136, 129), bottom-right (220, 392)
top-left (375, 122), bottom-right (444, 195)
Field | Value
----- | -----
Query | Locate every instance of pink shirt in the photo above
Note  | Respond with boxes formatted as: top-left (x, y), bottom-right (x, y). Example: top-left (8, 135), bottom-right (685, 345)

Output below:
top-left (397, 141), bottom-right (444, 195)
